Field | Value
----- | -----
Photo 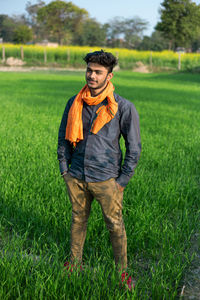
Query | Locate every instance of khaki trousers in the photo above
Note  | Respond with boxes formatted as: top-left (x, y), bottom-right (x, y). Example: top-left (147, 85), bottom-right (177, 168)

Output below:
top-left (64, 173), bottom-right (127, 270)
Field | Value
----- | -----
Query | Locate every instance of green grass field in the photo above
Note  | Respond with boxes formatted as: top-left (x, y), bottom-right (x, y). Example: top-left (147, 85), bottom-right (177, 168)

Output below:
top-left (0, 70), bottom-right (199, 299)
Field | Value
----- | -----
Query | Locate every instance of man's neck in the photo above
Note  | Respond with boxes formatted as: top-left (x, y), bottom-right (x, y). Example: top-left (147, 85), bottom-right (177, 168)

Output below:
top-left (89, 85), bottom-right (107, 97)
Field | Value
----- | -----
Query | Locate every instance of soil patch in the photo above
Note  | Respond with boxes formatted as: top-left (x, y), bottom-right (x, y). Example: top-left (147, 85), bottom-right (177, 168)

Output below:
top-left (133, 61), bottom-right (150, 73)
top-left (0, 66), bottom-right (85, 72)
top-left (180, 233), bottom-right (200, 299)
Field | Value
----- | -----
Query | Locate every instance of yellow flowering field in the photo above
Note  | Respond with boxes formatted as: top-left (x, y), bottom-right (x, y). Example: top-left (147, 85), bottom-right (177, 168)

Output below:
top-left (0, 44), bottom-right (200, 70)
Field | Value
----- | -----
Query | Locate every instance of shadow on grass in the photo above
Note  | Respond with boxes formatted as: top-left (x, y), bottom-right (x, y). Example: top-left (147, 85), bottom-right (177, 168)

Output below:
top-left (0, 190), bottom-right (109, 263)
top-left (115, 71), bottom-right (200, 84)
top-left (0, 193), bottom-right (70, 254)
top-left (153, 72), bottom-right (200, 84)
top-left (1, 76), bottom-right (199, 115)
top-left (116, 85), bottom-right (200, 113)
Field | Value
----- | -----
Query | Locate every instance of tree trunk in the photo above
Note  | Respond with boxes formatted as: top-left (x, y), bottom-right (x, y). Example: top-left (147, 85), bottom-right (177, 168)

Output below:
top-left (168, 40), bottom-right (173, 51)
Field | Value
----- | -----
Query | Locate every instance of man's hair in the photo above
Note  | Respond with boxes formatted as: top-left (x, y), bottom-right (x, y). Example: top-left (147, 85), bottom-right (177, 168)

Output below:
top-left (83, 49), bottom-right (118, 73)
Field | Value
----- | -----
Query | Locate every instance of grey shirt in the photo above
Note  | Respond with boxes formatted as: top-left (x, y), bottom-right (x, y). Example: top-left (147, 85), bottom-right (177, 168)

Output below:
top-left (57, 93), bottom-right (141, 187)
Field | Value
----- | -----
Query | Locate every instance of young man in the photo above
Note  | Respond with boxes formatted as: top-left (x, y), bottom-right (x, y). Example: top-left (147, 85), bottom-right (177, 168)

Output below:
top-left (57, 50), bottom-right (141, 289)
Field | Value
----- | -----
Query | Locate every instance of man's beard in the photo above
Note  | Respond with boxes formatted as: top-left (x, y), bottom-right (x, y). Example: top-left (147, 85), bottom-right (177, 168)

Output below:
top-left (87, 76), bottom-right (108, 90)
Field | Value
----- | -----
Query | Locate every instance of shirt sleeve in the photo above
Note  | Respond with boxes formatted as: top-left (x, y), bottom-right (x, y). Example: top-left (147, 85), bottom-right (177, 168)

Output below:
top-left (116, 102), bottom-right (141, 187)
top-left (57, 97), bottom-right (74, 174)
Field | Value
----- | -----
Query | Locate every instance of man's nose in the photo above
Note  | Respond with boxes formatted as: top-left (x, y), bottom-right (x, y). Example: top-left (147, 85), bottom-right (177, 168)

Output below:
top-left (90, 72), bottom-right (96, 79)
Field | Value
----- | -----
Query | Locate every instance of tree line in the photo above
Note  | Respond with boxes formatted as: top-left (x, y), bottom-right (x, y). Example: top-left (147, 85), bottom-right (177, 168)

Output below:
top-left (1, 0), bottom-right (200, 52)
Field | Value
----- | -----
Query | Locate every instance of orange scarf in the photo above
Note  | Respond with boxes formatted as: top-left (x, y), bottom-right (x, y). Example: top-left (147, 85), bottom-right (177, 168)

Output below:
top-left (65, 81), bottom-right (118, 146)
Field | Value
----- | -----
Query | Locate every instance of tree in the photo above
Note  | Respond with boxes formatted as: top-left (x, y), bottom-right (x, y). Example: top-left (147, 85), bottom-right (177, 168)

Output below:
top-left (25, 0), bottom-right (45, 41)
top-left (191, 32), bottom-right (200, 52)
top-left (26, 0), bottom-right (45, 26)
top-left (0, 15), bottom-right (16, 42)
top-left (123, 17), bottom-right (149, 48)
top-left (37, 0), bottom-right (88, 44)
top-left (74, 18), bottom-right (107, 46)
top-left (12, 13), bottom-right (28, 25)
top-left (156, 0), bottom-right (200, 50)
top-left (106, 16), bottom-right (148, 49)
top-left (138, 30), bottom-right (169, 51)
top-left (13, 25), bottom-right (33, 44)
top-left (0, 13), bottom-right (32, 43)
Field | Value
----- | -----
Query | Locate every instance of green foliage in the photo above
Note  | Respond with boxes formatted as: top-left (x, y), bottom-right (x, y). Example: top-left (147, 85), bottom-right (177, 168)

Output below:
top-left (13, 25), bottom-right (33, 44)
top-left (25, 0), bottom-right (45, 26)
top-left (106, 17), bottom-right (148, 49)
top-left (74, 18), bottom-right (107, 46)
top-left (25, 0), bottom-right (46, 42)
top-left (36, 0), bottom-right (88, 45)
top-left (0, 15), bottom-right (16, 42)
top-left (123, 17), bottom-right (149, 48)
top-left (1, 1), bottom-right (200, 50)
top-left (156, 0), bottom-right (200, 49)
top-left (138, 31), bottom-right (169, 51)
top-left (191, 29), bottom-right (200, 52)
top-left (0, 70), bottom-right (199, 298)
top-left (0, 14), bottom-right (32, 44)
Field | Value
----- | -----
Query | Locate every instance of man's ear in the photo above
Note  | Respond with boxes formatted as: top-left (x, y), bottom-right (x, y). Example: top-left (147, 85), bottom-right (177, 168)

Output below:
top-left (107, 72), bottom-right (113, 82)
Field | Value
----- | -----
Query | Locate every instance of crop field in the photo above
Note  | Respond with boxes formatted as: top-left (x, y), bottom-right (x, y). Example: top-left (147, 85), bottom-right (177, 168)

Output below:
top-left (1, 44), bottom-right (200, 71)
top-left (0, 70), bottom-right (199, 299)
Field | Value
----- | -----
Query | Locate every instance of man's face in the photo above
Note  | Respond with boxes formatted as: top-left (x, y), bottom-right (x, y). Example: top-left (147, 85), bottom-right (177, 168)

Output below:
top-left (85, 62), bottom-right (113, 94)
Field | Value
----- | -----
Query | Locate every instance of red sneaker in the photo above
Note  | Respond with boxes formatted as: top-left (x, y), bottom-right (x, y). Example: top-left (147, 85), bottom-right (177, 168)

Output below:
top-left (64, 261), bottom-right (83, 275)
top-left (121, 272), bottom-right (135, 291)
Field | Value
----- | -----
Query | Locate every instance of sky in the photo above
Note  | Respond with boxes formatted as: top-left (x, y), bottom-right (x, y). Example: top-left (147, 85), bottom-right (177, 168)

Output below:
top-left (1, 0), bottom-right (200, 36)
